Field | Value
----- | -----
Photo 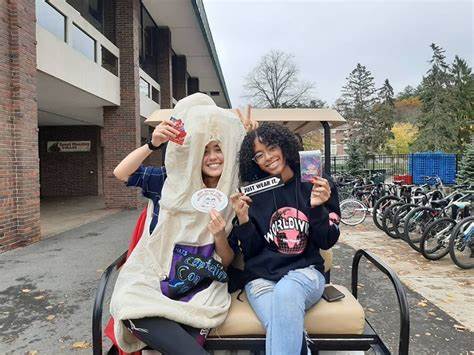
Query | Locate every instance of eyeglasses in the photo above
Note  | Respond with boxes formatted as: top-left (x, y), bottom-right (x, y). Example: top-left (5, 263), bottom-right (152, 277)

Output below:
top-left (252, 144), bottom-right (279, 164)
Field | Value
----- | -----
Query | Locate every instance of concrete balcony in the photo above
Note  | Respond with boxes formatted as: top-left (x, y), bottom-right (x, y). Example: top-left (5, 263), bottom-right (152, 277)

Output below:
top-left (36, 0), bottom-right (120, 107)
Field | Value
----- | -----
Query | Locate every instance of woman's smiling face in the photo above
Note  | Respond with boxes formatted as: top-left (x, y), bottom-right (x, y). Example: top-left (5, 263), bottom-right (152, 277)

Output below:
top-left (252, 138), bottom-right (286, 176)
top-left (201, 141), bottom-right (224, 179)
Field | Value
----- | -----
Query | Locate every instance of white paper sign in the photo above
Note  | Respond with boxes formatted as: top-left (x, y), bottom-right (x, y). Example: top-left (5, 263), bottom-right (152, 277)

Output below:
top-left (239, 175), bottom-right (284, 196)
top-left (191, 188), bottom-right (228, 213)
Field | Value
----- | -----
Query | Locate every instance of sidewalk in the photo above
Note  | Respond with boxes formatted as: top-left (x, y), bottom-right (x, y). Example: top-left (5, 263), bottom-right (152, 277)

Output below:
top-left (0, 211), bottom-right (472, 354)
top-left (40, 196), bottom-right (122, 238)
top-left (339, 222), bottom-right (474, 332)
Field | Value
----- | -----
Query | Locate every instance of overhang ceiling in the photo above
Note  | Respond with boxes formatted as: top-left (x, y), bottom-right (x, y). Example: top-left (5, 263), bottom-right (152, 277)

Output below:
top-left (142, 0), bottom-right (230, 107)
top-left (37, 71), bottom-right (106, 126)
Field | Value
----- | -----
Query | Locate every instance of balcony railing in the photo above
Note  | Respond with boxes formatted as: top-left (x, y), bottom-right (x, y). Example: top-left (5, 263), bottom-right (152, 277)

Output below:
top-left (36, 0), bottom-right (119, 76)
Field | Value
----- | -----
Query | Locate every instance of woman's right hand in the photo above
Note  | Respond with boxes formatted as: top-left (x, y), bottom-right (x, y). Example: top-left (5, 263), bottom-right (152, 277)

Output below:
top-left (151, 119), bottom-right (181, 147)
top-left (230, 192), bottom-right (252, 224)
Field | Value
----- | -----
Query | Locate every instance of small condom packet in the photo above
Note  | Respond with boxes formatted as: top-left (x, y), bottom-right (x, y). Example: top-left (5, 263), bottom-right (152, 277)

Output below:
top-left (299, 150), bottom-right (322, 182)
top-left (169, 116), bottom-right (187, 145)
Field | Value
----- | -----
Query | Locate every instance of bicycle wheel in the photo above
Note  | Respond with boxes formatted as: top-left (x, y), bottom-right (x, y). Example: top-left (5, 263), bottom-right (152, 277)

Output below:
top-left (393, 203), bottom-right (419, 239)
top-left (420, 217), bottom-right (455, 260)
top-left (372, 195), bottom-right (402, 230)
top-left (381, 202), bottom-right (405, 239)
top-left (340, 199), bottom-right (367, 226)
top-left (449, 216), bottom-right (474, 269)
top-left (404, 206), bottom-right (438, 252)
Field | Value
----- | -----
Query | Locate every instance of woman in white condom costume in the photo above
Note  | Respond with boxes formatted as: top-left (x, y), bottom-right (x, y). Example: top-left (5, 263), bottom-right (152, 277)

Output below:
top-left (110, 93), bottom-right (245, 354)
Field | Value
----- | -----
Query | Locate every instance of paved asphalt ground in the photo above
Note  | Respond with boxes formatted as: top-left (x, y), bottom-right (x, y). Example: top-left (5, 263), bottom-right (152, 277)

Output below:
top-left (0, 210), bottom-right (472, 354)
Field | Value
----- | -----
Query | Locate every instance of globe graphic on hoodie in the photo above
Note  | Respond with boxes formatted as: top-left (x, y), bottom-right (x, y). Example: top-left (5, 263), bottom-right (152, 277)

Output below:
top-left (266, 207), bottom-right (309, 254)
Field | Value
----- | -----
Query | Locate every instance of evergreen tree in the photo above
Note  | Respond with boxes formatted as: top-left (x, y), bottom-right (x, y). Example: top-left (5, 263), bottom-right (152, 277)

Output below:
top-left (412, 43), bottom-right (458, 152)
top-left (450, 56), bottom-right (474, 152)
top-left (346, 140), bottom-right (364, 175)
top-left (339, 63), bottom-right (377, 155)
top-left (396, 85), bottom-right (416, 100)
top-left (372, 79), bottom-right (395, 152)
top-left (457, 142), bottom-right (474, 185)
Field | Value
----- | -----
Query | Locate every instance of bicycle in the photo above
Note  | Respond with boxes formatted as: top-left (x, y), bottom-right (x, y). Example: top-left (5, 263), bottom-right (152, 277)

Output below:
top-left (449, 216), bottom-right (474, 269)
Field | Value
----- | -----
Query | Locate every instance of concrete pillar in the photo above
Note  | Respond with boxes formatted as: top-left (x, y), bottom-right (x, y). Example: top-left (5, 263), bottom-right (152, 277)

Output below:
top-left (102, 0), bottom-right (141, 208)
top-left (0, 0), bottom-right (40, 252)
top-left (157, 27), bottom-right (173, 109)
top-left (172, 55), bottom-right (187, 100)
top-left (188, 77), bottom-right (199, 95)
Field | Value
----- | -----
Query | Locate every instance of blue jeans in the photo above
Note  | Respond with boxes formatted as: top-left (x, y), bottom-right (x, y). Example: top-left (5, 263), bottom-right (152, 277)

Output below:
top-left (244, 265), bottom-right (326, 355)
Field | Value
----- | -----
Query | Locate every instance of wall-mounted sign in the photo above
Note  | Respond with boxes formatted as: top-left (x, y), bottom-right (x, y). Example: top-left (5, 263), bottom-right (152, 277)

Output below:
top-left (47, 141), bottom-right (91, 153)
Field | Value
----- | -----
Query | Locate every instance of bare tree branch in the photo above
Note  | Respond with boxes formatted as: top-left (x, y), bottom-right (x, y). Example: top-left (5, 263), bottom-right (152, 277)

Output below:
top-left (242, 50), bottom-right (317, 108)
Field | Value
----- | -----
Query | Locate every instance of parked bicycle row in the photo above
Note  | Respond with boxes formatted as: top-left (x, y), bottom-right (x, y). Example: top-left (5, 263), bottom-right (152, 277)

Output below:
top-left (335, 174), bottom-right (474, 269)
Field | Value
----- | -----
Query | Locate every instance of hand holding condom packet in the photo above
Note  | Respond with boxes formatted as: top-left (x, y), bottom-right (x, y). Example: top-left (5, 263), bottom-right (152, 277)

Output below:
top-left (169, 116), bottom-right (187, 145)
top-left (299, 150), bottom-right (322, 182)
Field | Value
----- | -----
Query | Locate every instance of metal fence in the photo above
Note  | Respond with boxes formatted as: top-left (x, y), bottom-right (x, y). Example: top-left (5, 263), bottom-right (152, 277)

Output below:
top-left (330, 154), bottom-right (461, 181)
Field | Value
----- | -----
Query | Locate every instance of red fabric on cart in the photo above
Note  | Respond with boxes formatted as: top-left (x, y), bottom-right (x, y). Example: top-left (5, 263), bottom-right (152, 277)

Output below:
top-left (104, 206), bottom-right (148, 355)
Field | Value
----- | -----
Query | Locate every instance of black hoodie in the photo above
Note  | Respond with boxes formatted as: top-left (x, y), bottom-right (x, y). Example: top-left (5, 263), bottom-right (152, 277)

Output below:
top-left (228, 175), bottom-right (340, 285)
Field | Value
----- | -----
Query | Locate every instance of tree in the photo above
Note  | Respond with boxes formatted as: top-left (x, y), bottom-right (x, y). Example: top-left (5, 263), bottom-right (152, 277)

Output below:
top-left (371, 79), bottom-right (395, 152)
top-left (385, 122), bottom-right (418, 154)
top-left (394, 96), bottom-right (422, 124)
top-left (302, 130), bottom-right (324, 151)
top-left (339, 63), bottom-right (380, 155)
top-left (450, 55), bottom-right (474, 152)
top-left (346, 140), bottom-right (364, 174)
top-left (412, 43), bottom-right (458, 152)
top-left (457, 142), bottom-right (474, 185)
top-left (396, 85), bottom-right (422, 100)
top-left (243, 50), bottom-right (315, 108)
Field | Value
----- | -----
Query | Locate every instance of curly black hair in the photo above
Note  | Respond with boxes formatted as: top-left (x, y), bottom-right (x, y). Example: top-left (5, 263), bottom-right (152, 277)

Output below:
top-left (239, 122), bottom-right (302, 183)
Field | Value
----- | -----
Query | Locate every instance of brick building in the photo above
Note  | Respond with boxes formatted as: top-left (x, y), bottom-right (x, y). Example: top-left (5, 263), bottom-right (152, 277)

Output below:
top-left (0, 0), bottom-right (231, 252)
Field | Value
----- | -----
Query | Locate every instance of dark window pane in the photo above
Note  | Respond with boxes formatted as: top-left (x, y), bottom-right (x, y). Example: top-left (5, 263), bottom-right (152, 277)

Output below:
top-left (88, 0), bottom-right (103, 24)
top-left (36, 0), bottom-right (66, 41)
top-left (71, 24), bottom-right (96, 62)
top-left (152, 87), bottom-right (160, 105)
top-left (101, 46), bottom-right (118, 76)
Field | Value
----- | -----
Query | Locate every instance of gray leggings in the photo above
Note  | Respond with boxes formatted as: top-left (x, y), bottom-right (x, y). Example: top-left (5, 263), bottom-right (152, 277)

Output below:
top-left (124, 317), bottom-right (209, 355)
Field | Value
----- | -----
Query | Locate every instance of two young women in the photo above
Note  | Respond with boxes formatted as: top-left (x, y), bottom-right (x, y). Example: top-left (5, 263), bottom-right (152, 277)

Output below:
top-left (111, 94), bottom-right (339, 354)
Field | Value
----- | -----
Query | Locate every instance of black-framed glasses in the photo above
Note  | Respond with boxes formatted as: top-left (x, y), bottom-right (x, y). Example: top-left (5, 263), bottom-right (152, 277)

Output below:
top-left (252, 144), bottom-right (279, 164)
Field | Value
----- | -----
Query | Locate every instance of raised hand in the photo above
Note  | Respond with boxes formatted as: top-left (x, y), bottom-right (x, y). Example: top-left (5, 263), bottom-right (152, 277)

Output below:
top-left (310, 176), bottom-right (331, 207)
top-left (208, 209), bottom-right (227, 239)
top-left (151, 119), bottom-right (181, 147)
top-left (230, 192), bottom-right (252, 224)
top-left (236, 105), bottom-right (258, 132)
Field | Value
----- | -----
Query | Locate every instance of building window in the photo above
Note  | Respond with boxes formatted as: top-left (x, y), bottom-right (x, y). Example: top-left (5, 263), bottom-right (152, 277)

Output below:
top-left (139, 4), bottom-right (160, 83)
top-left (140, 78), bottom-right (151, 98)
top-left (88, 0), bottom-right (103, 26)
top-left (101, 46), bottom-right (118, 76)
top-left (66, 0), bottom-right (106, 35)
top-left (71, 24), bottom-right (96, 62)
top-left (36, 0), bottom-right (66, 41)
top-left (152, 87), bottom-right (161, 105)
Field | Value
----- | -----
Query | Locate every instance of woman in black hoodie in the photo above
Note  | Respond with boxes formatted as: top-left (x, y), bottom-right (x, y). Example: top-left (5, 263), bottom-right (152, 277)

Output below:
top-left (228, 123), bottom-right (340, 355)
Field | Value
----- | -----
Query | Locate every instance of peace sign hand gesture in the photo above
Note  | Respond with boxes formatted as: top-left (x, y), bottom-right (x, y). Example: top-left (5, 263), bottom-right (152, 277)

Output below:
top-left (236, 105), bottom-right (258, 132)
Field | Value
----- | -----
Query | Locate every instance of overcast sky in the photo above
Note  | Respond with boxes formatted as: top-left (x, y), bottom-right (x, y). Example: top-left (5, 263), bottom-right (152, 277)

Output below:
top-left (203, 0), bottom-right (473, 108)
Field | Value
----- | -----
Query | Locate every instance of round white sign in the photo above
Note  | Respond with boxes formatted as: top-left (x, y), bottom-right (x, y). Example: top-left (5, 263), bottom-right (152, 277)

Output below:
top-left (191, 188), bottom-right (228, 213)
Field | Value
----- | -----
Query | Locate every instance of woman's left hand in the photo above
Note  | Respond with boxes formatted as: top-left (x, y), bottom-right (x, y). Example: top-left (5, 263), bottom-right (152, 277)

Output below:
top-left (310, 176), bottom-right (331, 207)
top-left (208, 209), bottom-right (226, 239)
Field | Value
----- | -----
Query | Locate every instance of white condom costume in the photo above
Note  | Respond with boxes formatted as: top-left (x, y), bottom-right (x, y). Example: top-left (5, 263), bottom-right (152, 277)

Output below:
top-left (110, 93), bottom-right (246, 352)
